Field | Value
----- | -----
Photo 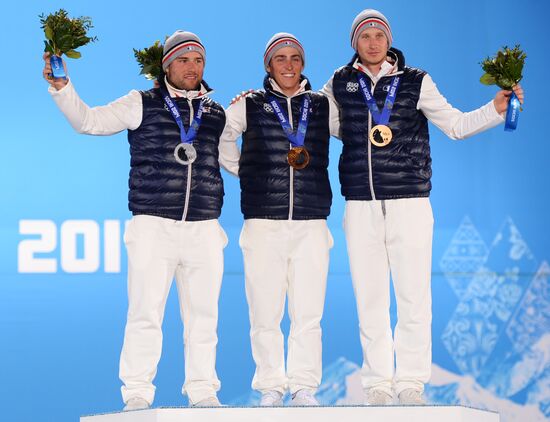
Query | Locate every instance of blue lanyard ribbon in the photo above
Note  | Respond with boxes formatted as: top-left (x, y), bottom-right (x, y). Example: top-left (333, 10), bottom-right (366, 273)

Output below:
top-left (357, 73), bottom-right (401, 126)
top-left (504, 91), bottom-right (520, 132)
top-left (268, 94), bottom-right (311, 147)
top-left (50, 55), bottom-right (67, 79)
top-left (160, 88), bottom-right (205, 144)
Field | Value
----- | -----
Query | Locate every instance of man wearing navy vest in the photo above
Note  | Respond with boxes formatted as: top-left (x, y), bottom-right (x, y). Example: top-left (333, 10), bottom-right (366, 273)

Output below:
top-left (221, 33), bottom-right (334, 406)
top-left (322, 10), bottom-right (524, 405)
top-left (43, 30), bottom-right (236, 410)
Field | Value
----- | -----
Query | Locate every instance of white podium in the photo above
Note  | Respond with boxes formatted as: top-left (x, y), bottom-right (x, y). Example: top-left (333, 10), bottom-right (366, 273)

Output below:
top-left (81, 405), bottom-right (499, 422)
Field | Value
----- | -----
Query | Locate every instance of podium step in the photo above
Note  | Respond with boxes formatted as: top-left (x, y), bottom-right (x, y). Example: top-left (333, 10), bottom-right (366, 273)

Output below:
top-left (81, 405), bottom-right (499, 422)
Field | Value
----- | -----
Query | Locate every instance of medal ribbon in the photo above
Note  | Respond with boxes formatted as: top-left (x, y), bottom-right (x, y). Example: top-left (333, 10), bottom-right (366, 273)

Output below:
top-left (504, 91), bottom-right (520, 132)
top-left (268, 94), bottom-right (311, 148)
top-left (357, 73), bottom-right (401, 126)
top-left (160, 88), bottom-right (205, 144)
top-left (50, 55), bottom-right (67, 79)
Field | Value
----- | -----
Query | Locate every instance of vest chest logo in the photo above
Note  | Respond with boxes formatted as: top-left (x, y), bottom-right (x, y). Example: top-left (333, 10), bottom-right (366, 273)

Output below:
top-left (263, 103), bottom-right (274, 113)
top-left (382, 84), bottom-right (390, 92)
top-left (346, 82), bottom-right (359, 93)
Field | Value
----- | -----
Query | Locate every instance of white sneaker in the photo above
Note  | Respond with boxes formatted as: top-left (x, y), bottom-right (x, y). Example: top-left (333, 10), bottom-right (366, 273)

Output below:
top-left (365, 388), bottom-right (393, 405)
top-left (259, 390), bottom-right (283, 406)
top-left (123, 397), bottom-right (150, 411)
top-left (191, 396), bottom-right (222, 407)
top-left (398, 388), bottom-right (426, 405)
top-left (291, 389), bottom-right (319, 406)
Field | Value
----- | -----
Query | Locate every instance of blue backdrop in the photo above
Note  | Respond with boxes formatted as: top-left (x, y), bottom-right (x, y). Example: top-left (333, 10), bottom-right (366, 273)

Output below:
top-left (1, 1), bottom-right (549, 421)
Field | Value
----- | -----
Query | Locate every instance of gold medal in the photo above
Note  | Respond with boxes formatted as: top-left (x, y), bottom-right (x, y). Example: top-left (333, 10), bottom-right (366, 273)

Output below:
top-left (369, 125), bottom-right (393, 147)
top-left (287, 146), bottom-right (310, 170)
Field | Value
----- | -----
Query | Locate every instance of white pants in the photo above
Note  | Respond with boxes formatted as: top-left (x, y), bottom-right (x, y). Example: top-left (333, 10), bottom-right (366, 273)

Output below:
top-left (119, 215), bottom-right (227, 405)
top-left (344, 198), bottom-right (433, 395)
top-left (240, 219), bottom-right (333, 394)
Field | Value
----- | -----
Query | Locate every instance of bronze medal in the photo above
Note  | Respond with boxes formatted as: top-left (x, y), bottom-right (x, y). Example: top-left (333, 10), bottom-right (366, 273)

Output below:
top-left (369, 124), bottom-right (393, 147)
top-left (287, 146), bottom-right (310, 170)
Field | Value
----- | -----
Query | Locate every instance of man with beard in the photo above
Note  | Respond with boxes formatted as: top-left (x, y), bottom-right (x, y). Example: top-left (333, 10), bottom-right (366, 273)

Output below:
top-left (43, 30), bottom-right (235, 410)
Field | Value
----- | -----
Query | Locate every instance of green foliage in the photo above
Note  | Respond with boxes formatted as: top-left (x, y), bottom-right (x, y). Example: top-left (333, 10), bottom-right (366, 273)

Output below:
top-left (39, 9), bottom-right (97, 58)
top-left (480, 45), bottom-right (526, 90)
top-left (133, 40), bottom-right (165, 80)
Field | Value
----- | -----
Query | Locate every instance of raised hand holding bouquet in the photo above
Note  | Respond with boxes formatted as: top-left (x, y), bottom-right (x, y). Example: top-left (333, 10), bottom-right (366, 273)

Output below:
top-left (480, 45), bottom-right (526, 131)
top-left (40, 9), bottom-right (97, 79)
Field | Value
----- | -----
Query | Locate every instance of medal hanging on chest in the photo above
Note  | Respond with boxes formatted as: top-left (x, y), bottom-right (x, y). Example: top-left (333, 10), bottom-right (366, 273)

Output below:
top-left (287, 146), bottom-right (309, 170)
top-left (357, 73), bottom-right (401, 147)
top-left (174, 143), bottom-right (198, 164)
top-left (160, 88), bottom-right (205, 165)
top-left (369, 125), bottom-right (392, 147)
top-left (269, 94), bottom-right (312, 170)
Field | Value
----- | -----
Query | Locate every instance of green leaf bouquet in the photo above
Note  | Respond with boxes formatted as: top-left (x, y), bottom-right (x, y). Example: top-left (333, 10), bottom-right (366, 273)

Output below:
top-left (133, 40), bottom-right (165, 80)
top-left (480, 45), bottom-right (526, 90)
top-left (40, 9), bottom-right (97, 59)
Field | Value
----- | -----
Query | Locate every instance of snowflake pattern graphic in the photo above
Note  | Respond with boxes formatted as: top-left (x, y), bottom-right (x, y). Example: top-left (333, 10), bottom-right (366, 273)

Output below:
top-left (440, 216), bottom-right (489, 299)
top-left (442, 217), bottom-right (537, 377)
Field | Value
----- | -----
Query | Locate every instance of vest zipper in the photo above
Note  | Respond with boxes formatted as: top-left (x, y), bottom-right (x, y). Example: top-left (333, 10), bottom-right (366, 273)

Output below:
top-left (367, 79), bottom-right (377, 201)
top-left (181, 98), bottom-right (193, 221)
top-left (286, 97), bottom-right (294, 220)
top-left (272, 88), bottom-right (311, 220)
top-left (355, 64), bottom-right (403, 201)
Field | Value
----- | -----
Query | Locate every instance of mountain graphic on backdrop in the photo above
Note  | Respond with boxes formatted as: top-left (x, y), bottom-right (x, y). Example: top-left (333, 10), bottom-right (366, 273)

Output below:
top-left (426, 360), bottom-right (546, 421)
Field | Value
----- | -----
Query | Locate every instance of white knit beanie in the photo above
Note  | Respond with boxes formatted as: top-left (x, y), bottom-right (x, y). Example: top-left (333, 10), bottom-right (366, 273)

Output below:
top-left (263, 32), bottom-right (305, 71)
top-left (162, 30), bottom-right (206, 71)
top-left (350, 9), bottom-right (392, 50)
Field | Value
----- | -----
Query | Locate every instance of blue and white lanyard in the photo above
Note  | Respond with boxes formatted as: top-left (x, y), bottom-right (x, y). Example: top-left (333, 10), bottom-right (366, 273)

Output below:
top-left (268, 94), bottom-right (311, 147)
top-left (160, 88), bottom-right (206, 144)
top-left (357, 73), bottom-right (401, 126)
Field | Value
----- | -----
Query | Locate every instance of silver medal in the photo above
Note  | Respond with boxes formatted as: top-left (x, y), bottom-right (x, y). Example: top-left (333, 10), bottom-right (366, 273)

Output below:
top-left (174, 143), bottom-right (197, 165)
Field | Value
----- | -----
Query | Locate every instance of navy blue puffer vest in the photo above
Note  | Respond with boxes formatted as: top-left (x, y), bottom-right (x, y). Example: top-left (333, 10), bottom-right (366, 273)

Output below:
top-left (239, 76), bottom-right (332, 220)
top-left (333, 48), bottom-right (431, 200)
top-left (127, 81), bottom-right (225, 221)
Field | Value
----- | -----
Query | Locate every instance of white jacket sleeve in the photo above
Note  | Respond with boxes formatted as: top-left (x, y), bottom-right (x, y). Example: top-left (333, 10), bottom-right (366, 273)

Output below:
top-left (48, 79), bottom-right (143, 135)
top-left (418, 74), bottom-right (504, 140)
top-left (320, 76), bottom-right (342, 139)
top-left (219, 97), bottom-right (246, 177)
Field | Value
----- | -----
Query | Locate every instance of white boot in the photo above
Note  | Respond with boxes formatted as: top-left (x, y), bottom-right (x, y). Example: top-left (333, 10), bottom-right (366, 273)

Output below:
top-left (123, 397), bottom-right (150, 411)
top-left (191, 396), bottom-right (222, 407)
top-left (398, 388), bottom-right (426, 405)
top-left (291, 389), bottom-right (319, 406)
top-left (365, 389), bottom-right (393, 405)
top-left (259, 390), bottom-right (284, 406)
